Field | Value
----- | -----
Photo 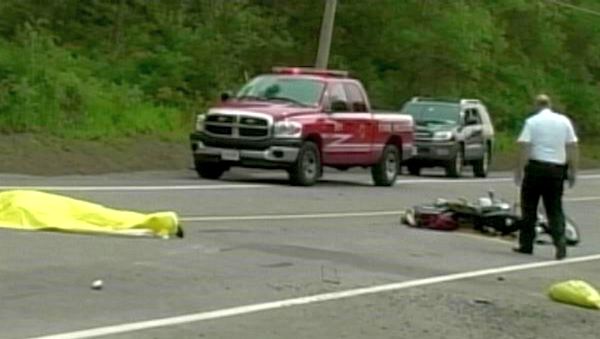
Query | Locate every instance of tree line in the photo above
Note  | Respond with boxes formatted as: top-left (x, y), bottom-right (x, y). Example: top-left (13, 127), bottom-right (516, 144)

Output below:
top-left (0, 0), bottom-right (599, 138)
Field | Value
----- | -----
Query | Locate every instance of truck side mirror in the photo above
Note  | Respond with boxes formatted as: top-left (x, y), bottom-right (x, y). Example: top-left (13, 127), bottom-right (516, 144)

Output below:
top-left (220, 91), bottom-right (232, 102)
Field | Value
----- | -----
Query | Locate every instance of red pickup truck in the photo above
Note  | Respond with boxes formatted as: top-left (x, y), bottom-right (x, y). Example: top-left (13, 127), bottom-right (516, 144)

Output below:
top-left (190, 67), bottom-right (415, 186)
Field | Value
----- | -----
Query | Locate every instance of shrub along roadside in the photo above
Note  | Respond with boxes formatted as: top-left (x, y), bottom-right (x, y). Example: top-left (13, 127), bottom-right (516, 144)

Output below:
top-left (491, 132), bottom-right (600, 171)
top-left (0, 25), bottom-right (189, 139)
top-left (1, 1), bottom-right (599, 171)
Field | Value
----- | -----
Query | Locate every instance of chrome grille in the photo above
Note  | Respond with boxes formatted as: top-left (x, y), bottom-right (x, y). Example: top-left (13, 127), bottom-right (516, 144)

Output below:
top-left (239, 127), bottom-right (268, 137)
top-left (206, 115), bottom-right (236, 124)
top-left (206, 125), bottom-right (233, 135)
top-left (240, 117), bottom-right (268, 126)
top-left (415, 132), bottom-right (432, 141)
top-left (204, 114), bottom-right (270, 139)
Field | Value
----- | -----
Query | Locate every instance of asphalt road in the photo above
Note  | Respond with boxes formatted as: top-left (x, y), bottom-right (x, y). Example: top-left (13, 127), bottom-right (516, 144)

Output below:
top-left (1, 168), bottom-right (600, 339)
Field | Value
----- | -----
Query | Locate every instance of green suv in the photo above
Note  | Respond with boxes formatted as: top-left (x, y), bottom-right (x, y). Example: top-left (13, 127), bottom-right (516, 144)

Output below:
top-left (401, 97), bottom-right (495, 177)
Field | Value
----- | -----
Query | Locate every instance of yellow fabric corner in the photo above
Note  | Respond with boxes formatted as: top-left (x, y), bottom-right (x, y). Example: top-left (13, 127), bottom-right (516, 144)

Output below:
top-left (0, 190), bottom-right (181, 238)
top-left (548, 280), bottom-right (600, 310)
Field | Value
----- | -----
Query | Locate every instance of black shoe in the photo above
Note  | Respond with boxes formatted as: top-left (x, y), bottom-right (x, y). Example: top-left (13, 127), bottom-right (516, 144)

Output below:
top-left (512, 246), bottom-right (533, 255)
top-left (555, 245), bottom-right (567, 260)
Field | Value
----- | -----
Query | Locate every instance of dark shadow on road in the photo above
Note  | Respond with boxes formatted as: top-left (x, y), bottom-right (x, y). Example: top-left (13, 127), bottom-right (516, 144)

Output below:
top-left (219, 176), bottom-right (376, 188)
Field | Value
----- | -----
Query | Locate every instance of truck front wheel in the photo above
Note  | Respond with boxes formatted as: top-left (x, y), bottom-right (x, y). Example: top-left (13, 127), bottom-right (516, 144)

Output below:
top-left (372, 144), bottom-right (400, 187)
top-left (195, 162), bottom-right (228, 180)
top-left (289, 141), bottom-right (321, 186)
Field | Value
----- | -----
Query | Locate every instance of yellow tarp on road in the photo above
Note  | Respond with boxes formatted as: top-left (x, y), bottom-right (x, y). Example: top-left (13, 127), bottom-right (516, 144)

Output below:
top-left (0, 190), bottom-right (182, 238)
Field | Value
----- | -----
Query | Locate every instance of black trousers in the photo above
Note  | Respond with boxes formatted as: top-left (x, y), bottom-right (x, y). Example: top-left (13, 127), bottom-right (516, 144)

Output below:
top-left (519, 160), bottom-right (567, 251)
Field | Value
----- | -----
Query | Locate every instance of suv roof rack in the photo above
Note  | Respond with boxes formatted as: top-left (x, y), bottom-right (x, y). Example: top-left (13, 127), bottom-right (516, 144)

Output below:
top-left (460, 99), bottom-right (482, 105)
top-left (410, 97), bottom-right (460, 103)
top-left (410, 97), bottom-right (482, 105)
top-left (272, 67), bottom-right (348, 78)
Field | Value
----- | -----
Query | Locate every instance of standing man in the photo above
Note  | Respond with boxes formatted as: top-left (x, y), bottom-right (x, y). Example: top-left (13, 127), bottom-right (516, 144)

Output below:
top-left (514, 94), bottom-right (579, 260)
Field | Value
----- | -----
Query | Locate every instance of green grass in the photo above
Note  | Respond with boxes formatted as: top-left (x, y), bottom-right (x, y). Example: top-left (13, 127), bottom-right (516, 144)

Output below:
top-left (0, 28), bottom-right (192, 140)
top-left (579, 140), bottom-right (600, 169)
top-left (493, 132), bottom-right (518, 154)
top-left (493, 132), bottom-right (600, 170)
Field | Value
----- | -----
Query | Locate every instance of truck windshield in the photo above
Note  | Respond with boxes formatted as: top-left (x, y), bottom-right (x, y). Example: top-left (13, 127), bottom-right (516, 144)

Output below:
top-left (402, 103), bottom-right (460, 125)
top-left (237, 76), bottom-right (325, 107)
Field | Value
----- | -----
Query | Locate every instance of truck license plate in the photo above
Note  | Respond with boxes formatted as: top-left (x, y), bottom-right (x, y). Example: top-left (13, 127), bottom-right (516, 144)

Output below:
top-left (221, 150), bottom-right (240, 161)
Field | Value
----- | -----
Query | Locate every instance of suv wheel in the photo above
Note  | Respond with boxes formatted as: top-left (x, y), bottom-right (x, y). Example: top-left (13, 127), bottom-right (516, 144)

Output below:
top-left (195, 162), bottom-right (228, 180)
top-left (289, 141), bottom-right (321, 186)
top-left (372, 144), bottom-right (400, 186)
top-left (445, 147), bottom-right (463, 178)
top-left (473, 146), bottom-right (490, 178)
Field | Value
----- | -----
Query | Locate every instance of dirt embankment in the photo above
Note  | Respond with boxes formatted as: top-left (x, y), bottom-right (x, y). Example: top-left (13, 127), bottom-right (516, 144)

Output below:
top-left (0, 134), bottom-right (191, 176)
top-left (0, 134), bottom-right (597, 176)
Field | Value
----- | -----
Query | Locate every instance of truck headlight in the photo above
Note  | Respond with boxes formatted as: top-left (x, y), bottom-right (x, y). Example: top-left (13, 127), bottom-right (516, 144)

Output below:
top-left (196, 114), bottom-right (206, 132)
top-left (273, 121), bottom-right (302, 138)
top-left (432, 131), bottom-right (453, 141)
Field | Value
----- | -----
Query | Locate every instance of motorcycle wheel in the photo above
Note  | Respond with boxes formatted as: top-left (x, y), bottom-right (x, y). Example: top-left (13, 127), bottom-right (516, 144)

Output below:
top-left (535, 216), bottom-right (580, 246)
top-left (564, 216), bottom-right (580, 246)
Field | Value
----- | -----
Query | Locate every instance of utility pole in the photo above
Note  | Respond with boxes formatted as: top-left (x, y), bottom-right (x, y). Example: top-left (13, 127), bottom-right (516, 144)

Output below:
top-left (315, 0), bottom-right (338, 69)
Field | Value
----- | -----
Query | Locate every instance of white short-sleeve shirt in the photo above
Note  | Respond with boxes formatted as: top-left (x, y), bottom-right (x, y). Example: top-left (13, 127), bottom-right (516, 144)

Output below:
top-left (517, 108), bottom-right (578, 164)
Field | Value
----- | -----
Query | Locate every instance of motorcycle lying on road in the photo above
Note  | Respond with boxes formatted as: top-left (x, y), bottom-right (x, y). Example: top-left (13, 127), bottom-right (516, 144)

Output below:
top-left (402, 191), bottom-right (580, 246)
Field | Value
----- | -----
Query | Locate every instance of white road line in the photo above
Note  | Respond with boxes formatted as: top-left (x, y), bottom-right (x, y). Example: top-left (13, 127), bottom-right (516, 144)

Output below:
top-left (0, 184), bottom-right (271, 192)
top-left (564, 196), bottom-right (600, 202)
top-left (575, 173), bottom-right (600, 179)
top-left (1, 173), bottom-right (600, 192)
top-left (396, 177), bottom-right (512, 184)
top-left (180, 211), bottom-right (401, 222)
top-left (0, 173), bottom-right (599, 192)
top-left (29, 253), bottom-right (600, 339)
top-left (397, 173), bottom-right (600, 185)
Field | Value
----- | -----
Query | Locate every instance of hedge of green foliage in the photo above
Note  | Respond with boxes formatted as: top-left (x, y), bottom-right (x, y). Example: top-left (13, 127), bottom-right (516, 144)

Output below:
top-left (1, 1), bottom-right (599, 139)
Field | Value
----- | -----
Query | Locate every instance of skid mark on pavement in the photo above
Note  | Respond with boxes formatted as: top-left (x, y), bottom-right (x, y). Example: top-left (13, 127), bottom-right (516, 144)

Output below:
top-left (29, 254), bottom-right (600, 339)
top-left (453, 231), bottom-right (515, 245)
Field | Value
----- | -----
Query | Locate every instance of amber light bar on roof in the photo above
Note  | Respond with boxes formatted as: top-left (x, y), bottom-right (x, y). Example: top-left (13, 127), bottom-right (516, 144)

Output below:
top-left (272, 67), bottom-right (348, 78)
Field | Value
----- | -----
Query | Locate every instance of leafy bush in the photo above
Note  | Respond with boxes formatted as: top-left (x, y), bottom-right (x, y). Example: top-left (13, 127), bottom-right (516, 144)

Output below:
top-left (0, 24), bottom-right (183, 138)
top-left (1, 0), bottom-right (600, 141)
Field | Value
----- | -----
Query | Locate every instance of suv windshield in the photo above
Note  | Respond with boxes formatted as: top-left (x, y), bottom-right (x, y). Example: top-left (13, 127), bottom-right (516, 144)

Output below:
top-left (402, 103), bottom-right (460, 125)
top-left (237, 75), bottom-right (325, 107)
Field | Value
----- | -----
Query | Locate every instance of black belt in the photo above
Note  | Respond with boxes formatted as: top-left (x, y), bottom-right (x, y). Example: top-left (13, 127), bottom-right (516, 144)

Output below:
top-left (528, 159), bottom-right (566, 168)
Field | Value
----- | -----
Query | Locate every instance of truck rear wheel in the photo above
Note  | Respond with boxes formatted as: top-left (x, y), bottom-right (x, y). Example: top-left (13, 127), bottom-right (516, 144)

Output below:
top-left (195, 162), bottom-right (228, 180)
top-left (445, 147), bottom-right (463, 178)
top-left (372, 144), bottom-right (399, 187)
top-left (473, 146), bottom-right (490, 178)
top-left (289, 141), bottom-right (320, 186)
